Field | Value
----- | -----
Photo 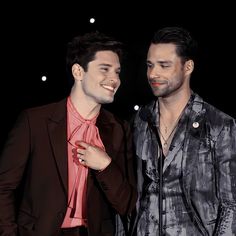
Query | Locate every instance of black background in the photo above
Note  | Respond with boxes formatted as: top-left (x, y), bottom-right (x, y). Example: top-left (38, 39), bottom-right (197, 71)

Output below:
top-left (1, 1), bottom-right (235, 148)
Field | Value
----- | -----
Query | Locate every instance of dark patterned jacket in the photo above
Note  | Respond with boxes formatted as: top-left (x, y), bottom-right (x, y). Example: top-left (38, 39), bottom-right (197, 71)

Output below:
top-left (132, 93), bottom-right (236, 236)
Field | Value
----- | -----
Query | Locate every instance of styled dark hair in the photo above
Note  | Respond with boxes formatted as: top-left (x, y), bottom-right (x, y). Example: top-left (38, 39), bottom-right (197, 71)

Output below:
top-left (151, 26), bottom-right (198, 63)
top-left (66, 31), bottom-right (123, 78)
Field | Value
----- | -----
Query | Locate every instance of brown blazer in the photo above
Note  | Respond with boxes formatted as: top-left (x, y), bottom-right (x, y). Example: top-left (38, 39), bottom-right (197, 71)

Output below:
top-left (0, 99), bottom-right (137, 236)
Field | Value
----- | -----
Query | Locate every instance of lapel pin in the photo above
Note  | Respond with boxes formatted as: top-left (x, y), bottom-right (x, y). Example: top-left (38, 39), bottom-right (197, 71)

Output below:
top-left (192, 122), bottom-right (199, 128)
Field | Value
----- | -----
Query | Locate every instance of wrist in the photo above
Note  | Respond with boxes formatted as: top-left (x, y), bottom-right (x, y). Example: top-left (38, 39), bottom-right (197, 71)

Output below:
top-left (99, 158), bottom-right (111, 172)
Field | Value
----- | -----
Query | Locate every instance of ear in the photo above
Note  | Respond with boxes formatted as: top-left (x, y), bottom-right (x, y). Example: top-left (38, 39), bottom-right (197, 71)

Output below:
top-left (72, 64), bottom-right (84, 82)
top-left (184, 60), bottom-right (194, 76)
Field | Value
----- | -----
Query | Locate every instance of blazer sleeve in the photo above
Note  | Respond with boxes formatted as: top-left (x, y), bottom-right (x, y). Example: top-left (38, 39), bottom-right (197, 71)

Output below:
top-left (0, 111), bottom-right (31, 235)
top-left (95, 121), bottom-right (137, 216)
top-left (214, 118), bottom-right (236, 235)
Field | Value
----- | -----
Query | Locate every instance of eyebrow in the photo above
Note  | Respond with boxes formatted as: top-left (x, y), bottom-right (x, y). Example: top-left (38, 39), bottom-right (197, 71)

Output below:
top-left (98, 63), bottom-right (121, 70)
top-left (147, 60), bottom-right (172, 64)
top-left (98, 63), bottom-right (112, 67)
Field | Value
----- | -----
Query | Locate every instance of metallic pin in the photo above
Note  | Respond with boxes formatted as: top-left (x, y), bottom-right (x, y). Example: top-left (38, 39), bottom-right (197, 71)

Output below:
top-left (193, 122), bottom-right (199, 128)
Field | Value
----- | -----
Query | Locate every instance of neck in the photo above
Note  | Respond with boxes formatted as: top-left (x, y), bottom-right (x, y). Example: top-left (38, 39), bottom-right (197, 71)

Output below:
top-left (157, 90), bottom-right (191, 155)
top-left (158, 90), bottom-right (191, 122)
top-left (70, 87), bottom-right (101, 120)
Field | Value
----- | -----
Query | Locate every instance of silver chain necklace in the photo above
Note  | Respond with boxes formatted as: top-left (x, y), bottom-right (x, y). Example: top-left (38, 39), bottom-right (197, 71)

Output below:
top-left (158, 110), bottom-right (183, 149)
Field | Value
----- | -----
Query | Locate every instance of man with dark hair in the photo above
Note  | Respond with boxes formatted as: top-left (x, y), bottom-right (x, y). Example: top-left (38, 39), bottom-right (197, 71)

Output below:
top-left (0, 31), bottom-right (137, 236)
top-left (132, 27), bottom-right (236, 235)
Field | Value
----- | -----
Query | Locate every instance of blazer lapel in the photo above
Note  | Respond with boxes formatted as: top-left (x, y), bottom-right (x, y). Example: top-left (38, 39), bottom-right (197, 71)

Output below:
top-left (48, 99), bottom-right (68, 196)
top-left (180, 94), bottom-right (209, 234)
top-left (182, 95), bottom-right (207, 192)
top-left (96, 109), bottom-right (114, 156)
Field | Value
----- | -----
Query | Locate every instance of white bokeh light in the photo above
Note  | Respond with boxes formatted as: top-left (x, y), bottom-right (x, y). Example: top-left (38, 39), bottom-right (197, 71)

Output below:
top-left (89, 18), bottom-right (95, 24)
top-left (41, 76), bottom-right (47, 82)
top-left (134, 105), bottom-right (139, 111)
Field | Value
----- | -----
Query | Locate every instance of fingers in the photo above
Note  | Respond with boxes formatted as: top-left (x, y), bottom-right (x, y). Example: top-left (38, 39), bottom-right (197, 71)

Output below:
top-left (77, 148), bottom-right (85, 156)
top-left (72, 141), bottom-right (89, 166)
top-left (72, 141), bottom-right (111, 170)
top-left (75, 141), bottom-right (88, 149)
top-left (78, 153), bottom-right (86, 166)
top-left (74, 141), bottom-right (87, 155)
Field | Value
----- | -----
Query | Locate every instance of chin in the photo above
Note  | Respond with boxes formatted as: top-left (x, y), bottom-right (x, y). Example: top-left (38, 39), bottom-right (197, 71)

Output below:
top-left (152, 88), bottom-right (167, 97)
top-left (101, 97), bottom-right (114, 104)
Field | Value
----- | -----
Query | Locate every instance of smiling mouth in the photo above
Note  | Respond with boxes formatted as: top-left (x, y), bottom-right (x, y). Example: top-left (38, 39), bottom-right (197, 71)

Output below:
top-left (101, 84), bottom-right (115, 92)
top-left (149, 80), bottom-right (167, 87)
top-left (151, 82), bottom-right (162, 86)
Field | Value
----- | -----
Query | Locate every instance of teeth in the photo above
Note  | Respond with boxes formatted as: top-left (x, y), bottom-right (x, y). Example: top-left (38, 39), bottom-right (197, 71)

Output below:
top-left (102, 85), bottom-right (115, 92)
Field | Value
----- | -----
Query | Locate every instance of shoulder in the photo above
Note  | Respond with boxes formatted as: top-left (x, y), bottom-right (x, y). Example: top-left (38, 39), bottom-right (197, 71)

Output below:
top-left (193, 93), bottom-right (235, 125)
top-left (21, 98), bottom-right (67, 122)
top-left (203, 100), bottom-right (235, 125)
top-left (98, 108), bottom-right (133, 138)
top-left (99, 108), bottom-right (129, 126)
top-left (133, 100), bottom-right (156, 127)
top-left (195, 95), bottom-right (236, 139)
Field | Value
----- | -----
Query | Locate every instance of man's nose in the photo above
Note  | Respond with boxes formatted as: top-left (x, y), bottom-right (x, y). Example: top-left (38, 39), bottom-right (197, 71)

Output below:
top-left (107, 73), bottom-right (120, 82)
top-left (149, 67), bottom-right (160, 79)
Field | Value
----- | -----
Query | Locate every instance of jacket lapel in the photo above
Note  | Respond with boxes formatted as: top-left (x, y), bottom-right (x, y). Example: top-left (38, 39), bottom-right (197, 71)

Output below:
top-left (180, 94), bottom-right (209, 234)
top-left (182, 95), bottom-right (207, 192)
top-left (48, 99), bottom-right (68, 196)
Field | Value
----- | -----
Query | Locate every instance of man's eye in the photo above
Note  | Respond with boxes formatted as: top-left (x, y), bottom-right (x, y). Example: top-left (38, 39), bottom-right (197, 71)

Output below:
top-left (146, 63), bottom-right (153, 68)
top-left (101, 67), bottom-right (108, 72)
top-left (161, 65), bottom-right (170, 68)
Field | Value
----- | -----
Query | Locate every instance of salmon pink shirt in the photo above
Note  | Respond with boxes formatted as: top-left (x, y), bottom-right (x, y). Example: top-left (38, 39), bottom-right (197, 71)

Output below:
top-left (61, 97), bottom-right (105, 228)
